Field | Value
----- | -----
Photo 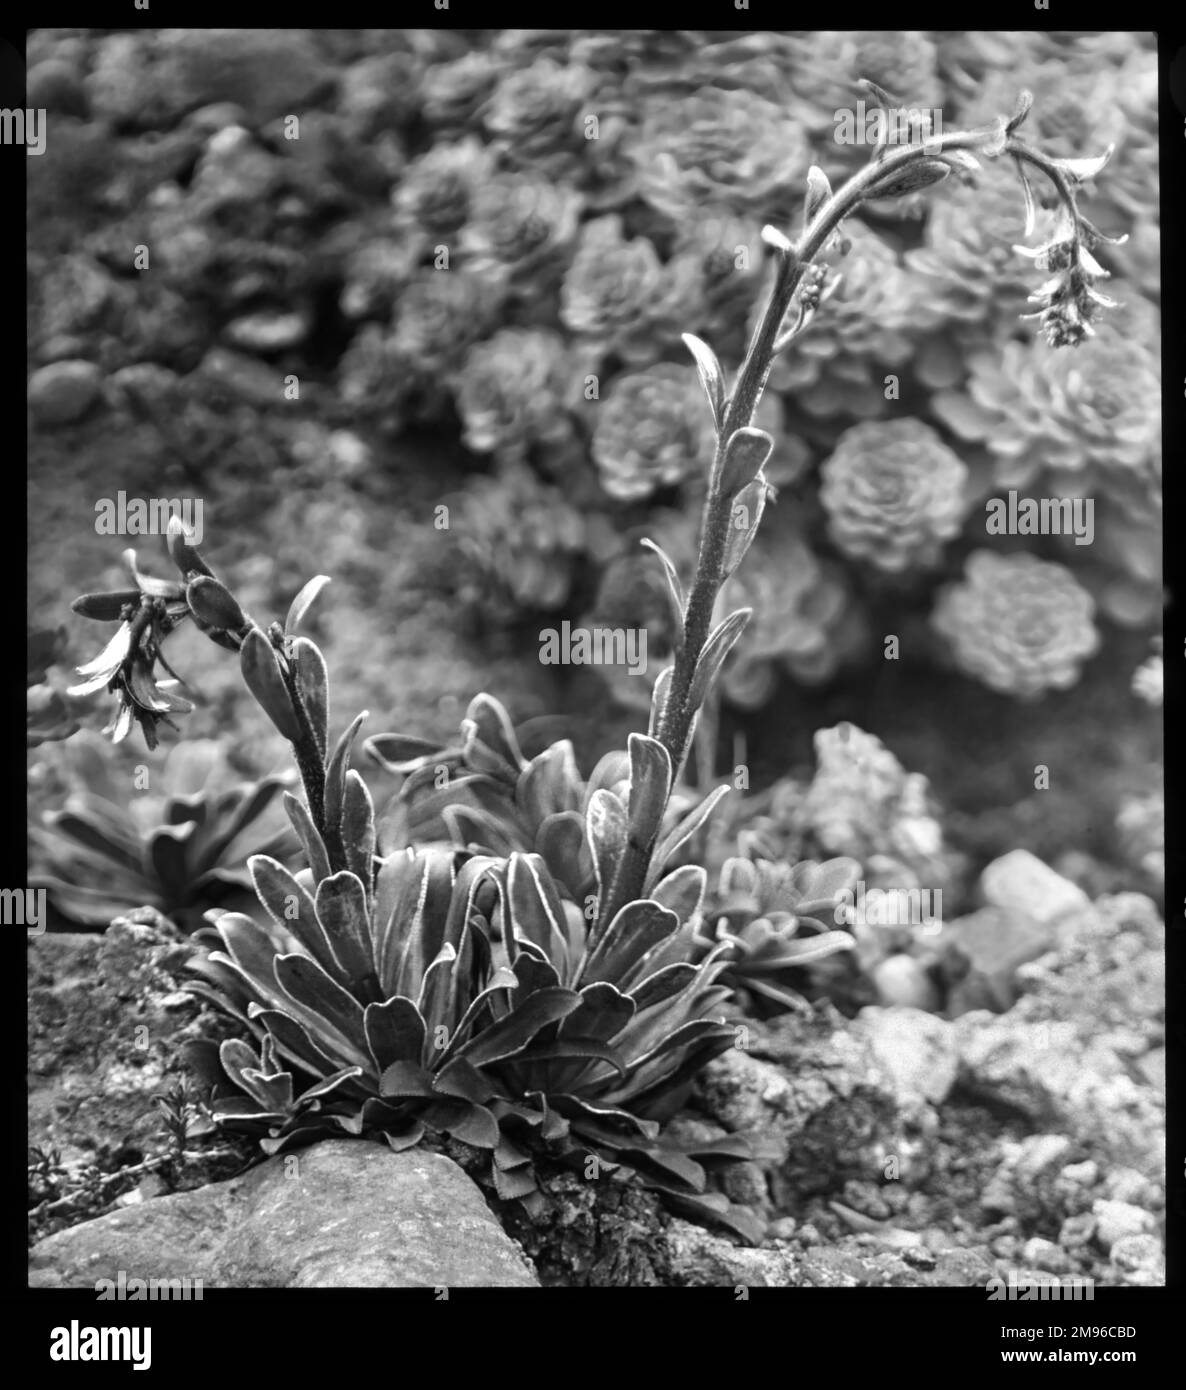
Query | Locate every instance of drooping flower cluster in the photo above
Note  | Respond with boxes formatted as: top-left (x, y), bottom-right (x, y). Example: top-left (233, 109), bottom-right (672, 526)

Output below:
top-left (930, 550), bottom-right (1101, 697)
top-left (66, 526), bottom-right (244, 748)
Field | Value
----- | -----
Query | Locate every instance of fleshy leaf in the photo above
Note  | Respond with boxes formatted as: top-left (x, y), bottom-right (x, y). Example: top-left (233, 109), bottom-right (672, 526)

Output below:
top-left (240, 628), bottom-right (301, 743)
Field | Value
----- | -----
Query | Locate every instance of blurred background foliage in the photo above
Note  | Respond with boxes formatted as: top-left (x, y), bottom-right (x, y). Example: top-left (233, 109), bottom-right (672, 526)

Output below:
top-left (28, 29), bottom-right (1161, 934)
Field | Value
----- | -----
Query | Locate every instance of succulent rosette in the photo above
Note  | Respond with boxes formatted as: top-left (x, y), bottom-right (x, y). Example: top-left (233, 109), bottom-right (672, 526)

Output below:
top-left (590, 364), bottom-right (714, 503)
top-left (630, 87), bottom-right (810, 228)
top-left (932, 321), bottom-right (1160, 522)
top-left (700, 856), bottom-right (858, 1015)
top-left (930, 550), bottom-right (1100, 697)
top-left (459, 173), bottom-right (583, 294)
top-left (819, 419), bottom-right (971, 572)
top-left (419, 50), bottom-right (505, 136)
top-left (452, 328), bottom-right (576, 463)
top-left (389, 269), bottom-right (509, 375)
top-left (447, 462), bottom-right (588, 619)
top-left (480, 57), bottom-right (595, 180)
top-left (560, 215), bottom-right (695, 367)
top-left (390, 138), bottom-right (496, 247)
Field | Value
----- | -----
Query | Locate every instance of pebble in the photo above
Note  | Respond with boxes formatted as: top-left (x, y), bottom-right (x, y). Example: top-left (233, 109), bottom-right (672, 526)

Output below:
top-left (1091, 1199), bottom-right (1154, 1251)
top-left (28, 360), bottom-right (103, 426)
top-left (980, 849), bottom-right (1090, 925)
top-left (1108, 1233), bottom-right (1163, 1280)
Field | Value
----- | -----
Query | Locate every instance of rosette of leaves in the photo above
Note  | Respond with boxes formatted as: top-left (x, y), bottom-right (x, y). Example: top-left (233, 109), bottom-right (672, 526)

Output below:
top-left (188, 740), bottom-right (759, 1238)
top-left (630, 87), bottom-right (810, 228)
top-left (452, 329), bottom-right (576, 464)
top-left (699, 857), bottom-right (858, 1016)
top-left (391, 138), bottom-right (497, 249)
top-left (560, 214), bottom-right (696, 367)
top-left (818, 418), bottom-right (971, 573)
top-left (933, 325), bottom-right (1160, 521)
top-left (459, 172), bottom-right (583, 297)
top-left (479, 56), bottom-right (595, 180)
top-left (419, 50), bottom-right (506, 136)
top-left (366, 694), bottom-right (726, 913)
top-left (590, 363), bottom-right (714, 502)
top-left (930, 550), bottom-right (1100, 698)
top-left (446, 462), bottom-right (588, 621)
top-left (30, 736), bottom-right (297, 931)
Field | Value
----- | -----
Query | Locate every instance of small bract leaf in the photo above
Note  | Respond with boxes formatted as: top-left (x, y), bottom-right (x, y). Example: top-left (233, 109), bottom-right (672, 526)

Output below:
top-left (688, 608), bottom-right (752, 711)
top-left (285, 575), bottom-right (331, 635)
top-left (1006, 89), bottom-right (1034, 134)
top-left (760, 224), bottom-right (793, 254)
top-left (869, 158), bottom-right (950, 200)
top-left (640, 538), bottom-right (684, 647)
top-left (718, 427), bottom-right (774, 499)
top-left (680, 333), bottom-right (725, 433)
top-left (804, 165), bottom-right (832, 225)
top-left (722, 477), bottom-right (768, 579)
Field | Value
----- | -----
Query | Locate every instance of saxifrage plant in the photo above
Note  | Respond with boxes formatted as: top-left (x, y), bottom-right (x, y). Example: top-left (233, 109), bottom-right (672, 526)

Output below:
top-left (64, 79), bottom-right (1120, 1243)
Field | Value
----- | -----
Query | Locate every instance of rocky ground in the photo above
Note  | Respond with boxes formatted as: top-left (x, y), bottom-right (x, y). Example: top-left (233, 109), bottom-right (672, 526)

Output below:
top-left (28, 854), bottom-right (1164, 1288)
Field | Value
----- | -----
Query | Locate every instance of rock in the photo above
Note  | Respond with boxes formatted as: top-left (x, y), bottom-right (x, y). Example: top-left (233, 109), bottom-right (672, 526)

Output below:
top-left (941, 905), bottom-right (1054, 1013)
top-left (1021, 1237), bottom-right (1072, 1274)
top-left (194, 348), bottom-right (286, 408)
top-left (189, 125), bottom-right (283, 209)
top-left (1108, 1234), bottom-right (1164, 1285)
top-left (954, 895), bottom-right (1165, 1177)
top-left (698, 1008), bottom-right (911, 1191)
top-left (27, 59), bottom-right (88, 117)
top-left (29, 1140), bottom-right (537, 1288)
top-left (27, 912), bottom-right (212, 1163)
top-left (224, 310), bottom-right (310, 354)
top-left (980, 849), bottom-right (1090, 927)
top-left (1102, 1167), bottom-right (1157, 1207)
top-left (1059, 1212), bottom-right (1097, 1250)
top-left (28, 360), bottom-right (103, 426)
top-left (1060, 1160), bottom-right (1099, 1189)
top-left (855, 1006), bottom-right (958, 1105)
top-left (1091, 1200), bottom-right (1155, 1252)
top-left (871, 954), bottom-right (940, 1010)
top-left (666, 1219), bottom-right (800, 1286)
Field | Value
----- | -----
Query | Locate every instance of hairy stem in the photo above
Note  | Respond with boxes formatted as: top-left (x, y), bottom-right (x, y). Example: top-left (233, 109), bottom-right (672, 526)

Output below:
top-left (613, 122), bottom-right (1013, 911)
